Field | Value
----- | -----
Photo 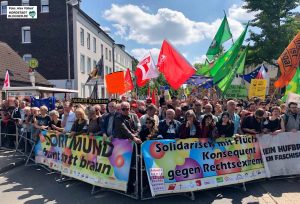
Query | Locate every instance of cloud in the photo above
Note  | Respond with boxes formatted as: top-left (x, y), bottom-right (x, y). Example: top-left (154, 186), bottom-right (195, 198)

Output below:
top-left (193, 55), bottom-right (207, 64)
top-left (100, 26), bottom-right (111, 33)
top-left (104, 3), bottom-right (257, 46)
top-left (228, 3), bottom-right (258, 22)
top-left (131, 48), bottom-right (160, 62)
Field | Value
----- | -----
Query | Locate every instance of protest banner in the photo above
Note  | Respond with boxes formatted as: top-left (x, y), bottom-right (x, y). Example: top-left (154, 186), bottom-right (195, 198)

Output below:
top-left (258, 131), bottom-right (300, 177)
top-left (35, 131), bottom-right (133, 192)
top-left (224, 85), bottom-right (248, 99)
top-left (286, 92), bottom-right (300, 107)
top-left (248, 79), bottom-right (267, 99)
top-left (142, 136), bottom-right (266, 196)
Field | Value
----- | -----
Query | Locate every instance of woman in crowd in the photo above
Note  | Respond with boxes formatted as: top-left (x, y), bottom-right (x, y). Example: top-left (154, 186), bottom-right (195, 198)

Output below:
top-left (140, 117), bottom-right (160, 142)
top-left (214, 103), bottom-right (223, 118)
top-left (263, 106), bottom-right (285, 135)
top-left (48, 110), bottom-right (63, 132)
top-left (70, 108), bottom-right (88, 137)
top-left (34, 106), bottom-right (51, 131)
top-left (179, 110), bottom-right (201, 139)
top-left (87, 107), bottom-right (102, 136)
top-left (216, 112), bottom-right (234, 137)
top-left (200, 114), bottom-right (217, 138)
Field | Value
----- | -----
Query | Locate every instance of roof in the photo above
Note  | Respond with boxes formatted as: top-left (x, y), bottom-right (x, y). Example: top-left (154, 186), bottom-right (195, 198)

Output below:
top-left (3, 86), bottom-right (78, 93)
top-left (0, 42), bottom-right (53, 87)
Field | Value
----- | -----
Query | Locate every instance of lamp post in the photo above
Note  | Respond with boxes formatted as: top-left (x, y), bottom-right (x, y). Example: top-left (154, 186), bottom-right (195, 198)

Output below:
top-left (65, 0), bottom-right (78, 89)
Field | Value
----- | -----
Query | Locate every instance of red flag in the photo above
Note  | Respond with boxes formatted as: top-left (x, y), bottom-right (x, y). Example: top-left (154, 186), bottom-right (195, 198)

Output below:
top-left (135, 54), bottom-right (152, 87)
top-left (124, 68), bottom-right (134, 92)
top-left (151, 88), bottom-right (157, 105)
top-left (3, 70), bottom-right (10, 88)
top-left (105, 71), bottom-right (125, 94)
top-left (157, 40), bottom-right (196, 90)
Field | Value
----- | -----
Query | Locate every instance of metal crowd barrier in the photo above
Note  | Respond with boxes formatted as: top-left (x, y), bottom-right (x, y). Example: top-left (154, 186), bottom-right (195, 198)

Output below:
top-left (0, 119), bottom-right (19, 151)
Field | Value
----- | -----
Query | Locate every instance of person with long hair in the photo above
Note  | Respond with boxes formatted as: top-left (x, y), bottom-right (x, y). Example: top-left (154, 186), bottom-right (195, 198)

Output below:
top-left (179, 110), bottom-right (201, 139)
top-left (139, 117), bottom-right (160, 142)
top-left (263, 106), bottom-right (285, 135)
top-left (216, 112), bottom-right (234, 137)
top-left (70, 108), bottom-right (88, 137)
top-left (200, 114), bottom-right (217, 138)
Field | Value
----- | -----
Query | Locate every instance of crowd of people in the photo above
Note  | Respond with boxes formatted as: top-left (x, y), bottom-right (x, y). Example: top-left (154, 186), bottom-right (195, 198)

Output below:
top-left (0, 93), bottom-right (299, 148)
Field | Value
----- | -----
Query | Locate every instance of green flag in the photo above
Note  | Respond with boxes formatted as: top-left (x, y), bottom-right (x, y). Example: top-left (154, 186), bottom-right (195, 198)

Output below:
top-left (282, 68), bottom-right (300, 101)
top-left (206, 15), bottom-right (232, 61)
top-left (210, 23), bottom-right (248, 84)
top-left (196, 60), bottom-right (212, 77)
top-left (217, 46), bottom-right (248, 92)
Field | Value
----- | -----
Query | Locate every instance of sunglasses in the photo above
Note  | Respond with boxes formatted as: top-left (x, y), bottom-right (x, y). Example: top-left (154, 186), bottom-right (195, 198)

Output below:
top-left (122, 108), bottom-right (129, 111)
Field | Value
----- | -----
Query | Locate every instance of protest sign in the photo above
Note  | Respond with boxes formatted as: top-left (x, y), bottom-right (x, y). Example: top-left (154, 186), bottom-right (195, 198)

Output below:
top-left (258, 131), bottom-right (300, 177)
top-left (248, 79), bottom-right (267, 99)
top-left (142, 136), bottom-right (266, 196)
top-left (35, 131), bottom-right (133, 192)
top-left (224, 85), bottom-right (248, 99)
top-left (286, 92), bottom-right (300, 107)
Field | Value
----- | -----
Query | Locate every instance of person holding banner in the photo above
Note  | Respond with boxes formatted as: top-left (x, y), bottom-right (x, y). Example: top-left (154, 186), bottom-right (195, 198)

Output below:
top-left (140, 117), bottom-right (160, 142)
top-left (263, 106), bottom-right (285, 135)
top-left (179, 110), bottom-right (201, 139)
top-left (48, 110), bottom-right (63, 132)
top-left (102, 101), bottom-right (117, 142)
top-left (87, 107), bottom-right (102, 136)
top-left (241, 109), bottom-right (265, 135)
top-left (69, 108), bottom-right (88, 137)
top-left (61, 102), bottom-right (76, 133)
top-left (200, 114), bottom-right (217, 138)
top-left (34, 106), bottom-right (51, 131)
top-left (283, 102), bottom-right (300, 132)
top-left (216, 112), bottom-right (234, 137)
top-left (113, 102), bottom-right (142, 144)
top-left (158, 109), bottom-right (181, 139)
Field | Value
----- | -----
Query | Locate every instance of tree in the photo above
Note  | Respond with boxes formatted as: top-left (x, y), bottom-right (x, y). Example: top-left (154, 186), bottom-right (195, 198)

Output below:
top-left (243, 0), bottom-right (300, 66)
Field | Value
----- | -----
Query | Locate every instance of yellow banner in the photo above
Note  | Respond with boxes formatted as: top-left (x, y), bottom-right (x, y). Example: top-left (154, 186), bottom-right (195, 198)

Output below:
top-left (248, 79), bottom-right (267, 99)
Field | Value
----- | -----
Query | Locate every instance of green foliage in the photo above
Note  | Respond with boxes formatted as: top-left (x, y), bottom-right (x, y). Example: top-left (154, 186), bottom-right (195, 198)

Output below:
top-left (243, 0), bottom-right (300, 66)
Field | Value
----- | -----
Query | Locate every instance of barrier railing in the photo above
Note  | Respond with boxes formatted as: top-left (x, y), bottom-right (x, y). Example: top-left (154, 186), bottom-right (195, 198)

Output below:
top-left (0, 119), bottom-right (19, 151)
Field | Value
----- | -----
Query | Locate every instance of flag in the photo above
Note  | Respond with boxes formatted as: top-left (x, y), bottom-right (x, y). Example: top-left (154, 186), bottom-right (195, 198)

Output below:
top-left (90, 81), bottom-right (98, 99)
top-left (240, 65), bottom-right (261, 83)
top-left (275, 31), bottom-right (300, 88)
top-left (105, 71), bottom-right (125, 94)
top-left (124, 68), bottom-right (134, 92)
top-left (217, 46), bottom-right (248, 92)
top-left (135, 53), bottom-right (158, 87)
top-left (282, 67), bottom-right (300, 101)
top-left (151, 89), bottom-right (157, 105)
top-left (3, 70), bottom-right (10, 88)
top-left (256, 64), bottom-right (268, 79)
top-left (196, 60), bottom-right (213, 77)
top-left (206, 15), bottom-right (232, 61)
top-left (210, 23), bottom-right (248, 84)
top-left (186, 75), bottom-right (212, 86)
top-left (86, 55), bottom-right (104, 84)
top-left (157, 40), bottom-right (196, 90)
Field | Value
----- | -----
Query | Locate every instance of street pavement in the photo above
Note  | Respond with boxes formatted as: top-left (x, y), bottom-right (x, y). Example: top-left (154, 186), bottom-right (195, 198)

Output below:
top-left (1, 150), bottom-right (300, 204)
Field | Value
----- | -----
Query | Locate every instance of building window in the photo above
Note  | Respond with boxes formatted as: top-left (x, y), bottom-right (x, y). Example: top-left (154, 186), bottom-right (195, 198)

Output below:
top-left (41, 0), bottom-right (49, 13)
top-left (80, 54), bottom-right (85, 73)
top-left (93, 60), bottom-right (96, 68)
top-left (101, 87), bottom-right (105, 98)
top-left (22, 0), bottom-right (29, 6)
top-left (22, 26), bottom-right (31, 43)
top-left (105, 66), bottom-right (108, 75)
top-left (80, 28), bottom-right (84, 46)
top-left (23, 54), bottom-right (32, 63)
top-left (101, 44), bottom-right (103, 56)
top-left (93, 37), bottom-right (96, 53)
top-left (109, 50), bottom-right (111, 62)
top-left (81, 84), bottom-right (85, 98)
top-left (87, 33), bottom-right (90, 50)
top-left (105, 48), bottom-right (108, 60)
top-left (87, 57), bottom-right (91, 73)
top-left (109, 67), bottom-right (112, 73)
top-left (1, 1), bottom-right (8, 15)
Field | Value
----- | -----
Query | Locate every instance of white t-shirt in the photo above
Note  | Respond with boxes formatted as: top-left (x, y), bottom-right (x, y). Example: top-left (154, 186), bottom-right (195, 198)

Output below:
top-left (62, 111), bottom-right (76, 132)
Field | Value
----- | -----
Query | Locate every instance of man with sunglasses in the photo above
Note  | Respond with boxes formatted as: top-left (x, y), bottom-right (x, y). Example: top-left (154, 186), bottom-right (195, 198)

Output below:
top-left (283, 102), bottom-right (300, 132)
top-left (114, 102), bottom-right (142, 144)
top-left (241, 109), bottom-right (265, 135)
